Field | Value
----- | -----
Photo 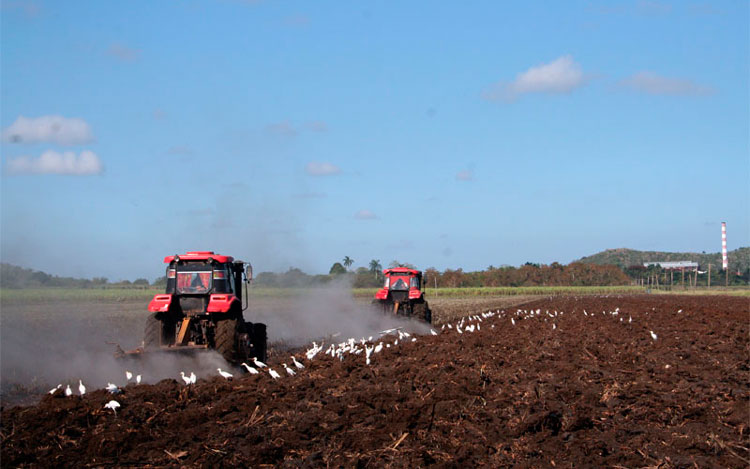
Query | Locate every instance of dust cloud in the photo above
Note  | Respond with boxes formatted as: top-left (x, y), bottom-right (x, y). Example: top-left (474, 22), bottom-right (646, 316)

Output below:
top-left (0, 302), bottom-right (232, 405)
top-left (250, 276), bottom-right (432, 348)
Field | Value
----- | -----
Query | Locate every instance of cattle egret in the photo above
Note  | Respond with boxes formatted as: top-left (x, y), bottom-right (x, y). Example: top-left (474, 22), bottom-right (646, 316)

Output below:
top-left (650, 331), bottom-right (658, 341)
top-left (268, 368), bottom-right (281, 379)
top-left (104, 400), bottom-right (120, 414)
top-left (49, 384), bottom-right (62, 394)
top-left (629, 316), bottom-right (632, 323)
top-left (65, 385), bottom-right (72, 397)
top-left (430, 329), bottom-right (438, 336)
top-left (374, 343), bottom-right (383, 353)
top-left (552, 323), bottom-right (556, 330)
top-left (283, 363), bottom-right (296, 376)
top-left (292, 356), bottom-right (305, 369)
top-left (125, 371), bottom-right (133, 381)
top-left (78, 380), bottom-right (86, 396)
top-left (188, 372), bottom-right (196, 384)
top-left (136, 374), bottom-right (142, 384)
top-left (180, 372), bottom-right (192, 385)
top-left (106, 383), bottom-right (119, 393)
top-left (253, 357), bottom-right (267, 368)
top-left (511, 318), bottom-right (516, 326)
top-left (241, 362), bottom-right (259, 374)
top-left (217, 368), bottom-right (233, 380)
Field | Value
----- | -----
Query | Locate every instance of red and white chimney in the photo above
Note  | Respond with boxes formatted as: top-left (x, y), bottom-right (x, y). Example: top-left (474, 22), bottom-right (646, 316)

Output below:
top-left (721, 222), bottom-right (728, 270)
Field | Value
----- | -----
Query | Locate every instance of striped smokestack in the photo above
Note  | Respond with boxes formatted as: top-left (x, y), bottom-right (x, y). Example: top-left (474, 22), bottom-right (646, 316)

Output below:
top-left (721, 222), bottom-right (728, 270)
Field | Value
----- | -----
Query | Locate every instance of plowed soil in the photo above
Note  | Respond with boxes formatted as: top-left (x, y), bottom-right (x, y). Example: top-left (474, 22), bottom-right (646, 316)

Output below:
top-left (2, 294), bottom-right (748, 467)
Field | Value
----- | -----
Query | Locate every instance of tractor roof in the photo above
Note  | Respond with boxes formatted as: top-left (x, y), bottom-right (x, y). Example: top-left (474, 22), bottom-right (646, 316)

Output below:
top-left (164, 251), bottom-right (234, 264)
top-left (383, 267), bottom-right (420, 275)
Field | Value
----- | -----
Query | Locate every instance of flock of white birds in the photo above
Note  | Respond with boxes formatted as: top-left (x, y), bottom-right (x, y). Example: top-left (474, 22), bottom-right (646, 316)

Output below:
top-left (48, 304), bottom-right (671, 417)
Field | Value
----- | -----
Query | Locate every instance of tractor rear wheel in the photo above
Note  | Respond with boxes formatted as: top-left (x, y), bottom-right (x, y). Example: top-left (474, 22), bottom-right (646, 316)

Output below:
top-left (250, 322), bottom-right (267, 362)
top-left (144, 314), bottom-right (160, 348)
top-left (145, 313), bottom-right (175, 348)
top-left (215, 318), bottom-right (240, 362)
top-left (413, 302), bottom-right (432, 323)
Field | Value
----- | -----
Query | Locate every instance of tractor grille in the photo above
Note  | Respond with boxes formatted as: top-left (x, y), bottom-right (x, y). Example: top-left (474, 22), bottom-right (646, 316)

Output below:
top-left (179, 296), bottom-right (207, 315)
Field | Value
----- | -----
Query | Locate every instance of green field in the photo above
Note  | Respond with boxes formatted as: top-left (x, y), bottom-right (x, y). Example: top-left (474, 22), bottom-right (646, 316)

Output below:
top-left (3, 284), bottom-right (748, 304)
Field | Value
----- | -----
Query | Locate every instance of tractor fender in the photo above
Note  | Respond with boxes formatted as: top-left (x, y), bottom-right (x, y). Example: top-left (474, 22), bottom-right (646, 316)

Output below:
top-left (408, 289), bottom-right (422, 300)
top-left (374, 288), bottom-right (389, 300)
top-left (207, 294), bottom-right (240, 313)
top-left (148, 294), bottom-right (172, 313)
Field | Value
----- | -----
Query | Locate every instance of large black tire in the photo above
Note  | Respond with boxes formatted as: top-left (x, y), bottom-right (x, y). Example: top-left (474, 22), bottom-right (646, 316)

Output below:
top-left (413, 302), bottom-right (432, 324)
top-left (215, 318), bottom-right (240, 362)
top-left (145, 313), bottom-right (175, 348)
top-left (144, 314), bottom-right (161, 348)
top-left (250, 322), bottom-right (267, 362)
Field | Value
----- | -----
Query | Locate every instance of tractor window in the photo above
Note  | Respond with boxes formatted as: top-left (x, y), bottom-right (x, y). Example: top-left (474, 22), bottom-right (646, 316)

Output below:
top-left (176, 271), bottom-right (212, 294)
top-left (410, 276), bottom-right (420, 289)
top-left (390, 276), bottom-right (409, 291)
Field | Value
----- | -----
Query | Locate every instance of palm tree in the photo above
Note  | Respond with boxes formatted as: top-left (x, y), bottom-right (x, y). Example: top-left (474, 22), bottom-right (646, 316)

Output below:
top-left (342, 256), bottom-right (354, 271)
top-left (369, 259), bottom-right (382, 278)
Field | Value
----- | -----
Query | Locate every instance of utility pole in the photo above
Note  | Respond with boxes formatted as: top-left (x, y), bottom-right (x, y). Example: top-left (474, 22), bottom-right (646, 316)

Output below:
top-left (708, 264), bottom-right (711, 288)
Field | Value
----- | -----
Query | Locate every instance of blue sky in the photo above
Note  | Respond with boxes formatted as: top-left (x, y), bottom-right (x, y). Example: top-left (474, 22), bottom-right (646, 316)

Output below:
top-left (1, 0), bottom-right (748, 281)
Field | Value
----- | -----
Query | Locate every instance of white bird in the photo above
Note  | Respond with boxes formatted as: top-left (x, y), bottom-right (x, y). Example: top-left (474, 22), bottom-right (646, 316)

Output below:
top-left (430, 329), bottom-right (438, 335)
top-left (291, 356), bottom-right (305, 369)
top-left (552, 323), bottom-right (556, 330)
top-left (49, 384), bottom-right (62, 394)
top-left (106, 383), bottom-right (119, 393)
top-left (104, 400), bottom-right (120, 414)
top-left (253, 357), bottom-right (267, 368)
top-left (189, 372), bottom-right (197, 384)
top-left (677, 309), bottom-right (682, 313)
top-left (217, 368), bottom-right (233, 380)
top-left (125, 371), bottom-right (133, 381)
top-left (241, 362), bottom-right (259, 374)
top-left (136, 374), bottom-right (142, 384)
top-left (180, 371), bottom-right (192, 385)
top-left (511, 318), bottom-right (516, 326)
top-left (268, 368), bottom-right (281, 379)
top-left (374, 342), bottom-right (383, 353)
top-left (650, 331), bottom-right (658, 341)
top-left (78, 380), bottom-right (86, 396)
top-left (283, 363), bottom-right (296, 376)
top-left (65, 385), bottom-right (72, 396)
top-left (629, 316), bottom-right (632, 323)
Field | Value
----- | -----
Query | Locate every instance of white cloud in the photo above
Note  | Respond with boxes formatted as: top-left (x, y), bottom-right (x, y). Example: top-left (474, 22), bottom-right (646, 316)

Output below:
top-left (305, 121), bottom-right (328, 132)
top-left (2, 115), bottom-right (94, 145)
top-left (305, 161), bottom-right (341, 176)
top-left (107, 43), bottom-right (141, 62)
top-left (266, 121), bottom-right (298, 137)
top-left (6, 150), bottom-right (103, 175)
top-left (618, 72), bottom-right (714, 96)
top-left (456, 170), bottom-right (473, 181)
top-left (354, 209), bottom-right (377, 220)
top-left (483, 55), bottom-right (585, 101)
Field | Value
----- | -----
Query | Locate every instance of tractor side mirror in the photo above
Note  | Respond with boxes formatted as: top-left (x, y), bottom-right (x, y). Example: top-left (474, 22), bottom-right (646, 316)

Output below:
top-left (245, 264), bottom-right (253, 283)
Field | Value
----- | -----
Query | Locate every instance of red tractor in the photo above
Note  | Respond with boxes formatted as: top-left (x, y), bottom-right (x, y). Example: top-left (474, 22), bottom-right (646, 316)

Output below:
top-left (140, 251), bottom-right (267, 363)
top-left (373, 267), bottom-right (432, 323)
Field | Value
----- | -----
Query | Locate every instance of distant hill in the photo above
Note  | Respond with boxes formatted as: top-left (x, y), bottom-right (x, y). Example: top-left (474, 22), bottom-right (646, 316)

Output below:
top-left (577, 247), bottom-right (750, 272)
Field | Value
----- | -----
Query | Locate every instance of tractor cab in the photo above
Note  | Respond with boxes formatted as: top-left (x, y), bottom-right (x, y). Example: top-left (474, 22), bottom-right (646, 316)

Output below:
top-left (149, 251), bottom-right (252, 317)
top-left (375, 268), bottom-right (424, 302)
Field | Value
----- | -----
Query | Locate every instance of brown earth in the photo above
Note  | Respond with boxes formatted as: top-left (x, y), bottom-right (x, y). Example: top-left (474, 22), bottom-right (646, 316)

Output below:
top-left (2, 294), bottom-right (748, 467)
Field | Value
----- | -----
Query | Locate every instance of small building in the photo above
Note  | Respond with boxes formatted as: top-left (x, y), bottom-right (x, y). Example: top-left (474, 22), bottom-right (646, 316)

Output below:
top-left (642, 261), bottom-right (699, 271)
